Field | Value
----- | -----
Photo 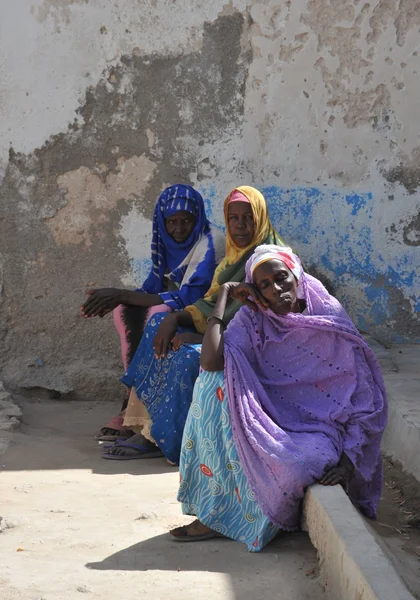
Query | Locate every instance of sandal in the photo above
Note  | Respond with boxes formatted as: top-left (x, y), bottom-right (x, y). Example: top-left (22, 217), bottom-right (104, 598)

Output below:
top-left (170, 519), bottom-right (225, 542)
top-left (102, 439), bottom-right (163, 460)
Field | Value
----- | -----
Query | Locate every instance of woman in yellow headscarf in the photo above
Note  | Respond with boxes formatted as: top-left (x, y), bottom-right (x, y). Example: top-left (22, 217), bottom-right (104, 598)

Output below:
top-left (103, 186), bottom-right (287, 462)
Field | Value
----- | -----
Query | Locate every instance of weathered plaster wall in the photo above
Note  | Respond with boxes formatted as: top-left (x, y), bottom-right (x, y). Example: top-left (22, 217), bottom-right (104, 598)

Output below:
top-left (0, 0), bottom-right (418, 400)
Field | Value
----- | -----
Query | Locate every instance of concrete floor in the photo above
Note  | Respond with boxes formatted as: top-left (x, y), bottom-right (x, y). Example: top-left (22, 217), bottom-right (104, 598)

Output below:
top-left (382, 345), bottom-right (420, 483)
top-left (0, 398), bottom-right (324, 600)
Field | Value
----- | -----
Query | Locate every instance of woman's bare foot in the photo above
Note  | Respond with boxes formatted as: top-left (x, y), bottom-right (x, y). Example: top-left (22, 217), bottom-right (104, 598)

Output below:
top-left (170, 519), bottom-right (223, 542)
top-left (95, 413), bottom-right (133, 441)
top-left (102, 432), bottom-right (162, 459)
top-left (98, 426), bottom-right (131, 438)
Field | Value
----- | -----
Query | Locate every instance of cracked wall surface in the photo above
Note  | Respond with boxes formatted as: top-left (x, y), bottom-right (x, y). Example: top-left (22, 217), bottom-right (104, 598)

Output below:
top-left (0, 0), bottom-right (418, 400)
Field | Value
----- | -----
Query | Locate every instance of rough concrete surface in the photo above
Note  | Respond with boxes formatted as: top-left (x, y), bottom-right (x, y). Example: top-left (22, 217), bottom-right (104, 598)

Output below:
top-left (0, 1), bottom-right (419, 402)
top-left (0, 381), bottom-right (22, 437)
top-left (0, 398), bottom-right (323, 600)
top-left (371, 456), bottom-right (420, 600)
top-left (381, 345), bottom-right (420, 484)
top-left (303, 485), bottom-right (414, 600)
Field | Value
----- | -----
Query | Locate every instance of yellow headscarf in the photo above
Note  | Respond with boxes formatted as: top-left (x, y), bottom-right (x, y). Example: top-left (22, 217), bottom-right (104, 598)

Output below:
top-left (201, 185), bottom-right (277, 298)
top-left (185, 186), bottom-right (285, 333)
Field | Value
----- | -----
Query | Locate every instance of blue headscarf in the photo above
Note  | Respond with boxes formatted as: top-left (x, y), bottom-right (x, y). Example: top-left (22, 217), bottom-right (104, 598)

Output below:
top-left (141, 184), bottom-right (210, 297)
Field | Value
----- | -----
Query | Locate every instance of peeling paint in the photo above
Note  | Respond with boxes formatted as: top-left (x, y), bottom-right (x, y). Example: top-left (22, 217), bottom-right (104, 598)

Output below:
top-left (382, 164), bottom-right (420, 195)
top-left (382, 146), bottom-right (420, 194)
top-left (301, 1), bottom-right (368, 75)
top-left (47, 155), bottom-right (156, 246)
top-left (315, 58), bottom-right (391, 129)
top-left (0, 1), bottom-right (419, 403)
top-left (403, 211), bottom-right (420, 246)
top-left (366, 0), bottom-right (420, 47)
top-left (32, 0), bottom-right (89, 25)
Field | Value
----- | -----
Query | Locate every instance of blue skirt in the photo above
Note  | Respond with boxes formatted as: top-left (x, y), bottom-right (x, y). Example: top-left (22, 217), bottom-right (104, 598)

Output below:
top-left (178, 370), bottom-right (279, 552)
top-left (121, 312), bottom-right (201, 464)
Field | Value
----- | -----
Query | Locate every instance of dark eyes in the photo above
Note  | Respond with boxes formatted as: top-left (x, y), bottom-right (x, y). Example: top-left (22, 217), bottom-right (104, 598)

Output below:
top-left (259, 273), bottom-right (288, 289)
top-left (228, 214), bottom-right (254, 221)
top-left (167, 218), bottom-right (192, 225)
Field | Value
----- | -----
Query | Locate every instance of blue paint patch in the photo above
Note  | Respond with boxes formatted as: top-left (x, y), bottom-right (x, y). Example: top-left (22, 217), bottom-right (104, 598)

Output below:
top-left (131, 257), bottom-right (153, 287)
top-left (345, 192), bottom-right (371, 216)
top-left (200, 185), bottom-right (226, 231)
top-left (321, 255), bottom-right (348, 278)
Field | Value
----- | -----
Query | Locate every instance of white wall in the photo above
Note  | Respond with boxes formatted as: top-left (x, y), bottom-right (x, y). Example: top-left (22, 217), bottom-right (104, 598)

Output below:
top-left (0, 0), bottom-right (418, 398)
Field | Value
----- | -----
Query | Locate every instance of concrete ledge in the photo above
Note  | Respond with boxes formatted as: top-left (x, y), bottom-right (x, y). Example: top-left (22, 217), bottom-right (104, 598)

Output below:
top-left (302, 484), bottom-right (414, 600)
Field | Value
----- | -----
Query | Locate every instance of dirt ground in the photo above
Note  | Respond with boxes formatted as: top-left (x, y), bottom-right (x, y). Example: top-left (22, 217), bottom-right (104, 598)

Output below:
top-left (369, 456), bottom-right (420, 599)
top-left (0, 397), bottom-right (324, 600)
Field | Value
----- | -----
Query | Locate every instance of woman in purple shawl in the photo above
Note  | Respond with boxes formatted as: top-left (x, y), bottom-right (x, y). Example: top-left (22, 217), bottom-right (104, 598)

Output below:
top-left (171, 245), bottom-right (387, 551)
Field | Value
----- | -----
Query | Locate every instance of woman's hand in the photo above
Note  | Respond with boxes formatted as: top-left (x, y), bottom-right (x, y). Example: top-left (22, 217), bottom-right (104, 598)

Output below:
top-left (171, 332), bottom-right (203, 351)
top-left (320, 454), bottom-right (354, 486)
top-left (153, 314), bottom-right (178, 358)
top-left (222, 282), bottom-right (268, 312)
top-left (81, 288), bottom-right (124, 318)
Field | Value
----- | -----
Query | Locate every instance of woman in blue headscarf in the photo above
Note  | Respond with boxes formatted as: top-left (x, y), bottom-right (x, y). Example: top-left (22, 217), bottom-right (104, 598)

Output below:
top-left (81, 184), bottom-right (224, 440)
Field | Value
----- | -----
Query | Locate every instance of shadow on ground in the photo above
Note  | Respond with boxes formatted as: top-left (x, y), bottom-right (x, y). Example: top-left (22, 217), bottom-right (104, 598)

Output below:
top-left (1, 396), bottom-right (175, 476)
top-left (86, 531), bottom-right (319, 600)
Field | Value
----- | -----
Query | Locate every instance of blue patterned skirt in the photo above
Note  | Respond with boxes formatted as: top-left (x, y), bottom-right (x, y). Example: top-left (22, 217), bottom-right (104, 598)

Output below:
top-left (177, 370), bottom-right (279, 552)
top-left (121, 312), bottom-right (201, 464)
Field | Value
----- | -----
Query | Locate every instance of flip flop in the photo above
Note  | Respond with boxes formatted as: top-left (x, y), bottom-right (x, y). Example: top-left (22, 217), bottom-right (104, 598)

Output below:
top-left (102, 439), bottom-right (163, 460)
top-left (97, 431), bottom-right (133, 442)
top-left (170, 522), bottom-right (225, 542)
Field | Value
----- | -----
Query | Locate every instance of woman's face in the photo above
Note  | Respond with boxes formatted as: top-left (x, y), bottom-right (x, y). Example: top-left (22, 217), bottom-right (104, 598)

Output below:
top-left (165, 210), bottom-right (196, 243)
top-left (253, 259), bottom-right (299, 315)
top-left (227, 201), bottom-right (255, 248)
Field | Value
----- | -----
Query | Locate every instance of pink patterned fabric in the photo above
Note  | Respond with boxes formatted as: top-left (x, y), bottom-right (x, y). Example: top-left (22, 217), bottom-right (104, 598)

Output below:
top-left (113, 304), bottom-right (173, 370)
top-left (146, 304), bottom-right (172, 321)
top-left (228, 190), bottom-right (251, 204)
top-left (223, 266), bottom-right (387, 530)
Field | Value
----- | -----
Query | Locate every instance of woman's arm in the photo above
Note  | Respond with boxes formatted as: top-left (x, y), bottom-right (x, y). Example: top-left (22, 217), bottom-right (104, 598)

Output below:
top-left (200, 282), bottom-right (266, 371)
top-left (81, 288), bottom-right (163, 317)
top-left (199, 285), bottom-right (230, 372)
top-left (152, 310), bottom-right (195, 358)
top-left (120, 290), bottom-right (163, 307)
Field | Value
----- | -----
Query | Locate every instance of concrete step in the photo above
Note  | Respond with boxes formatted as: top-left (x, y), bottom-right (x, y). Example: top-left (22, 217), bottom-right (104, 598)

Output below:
top-left (303, 485), bottom-right (414, 600)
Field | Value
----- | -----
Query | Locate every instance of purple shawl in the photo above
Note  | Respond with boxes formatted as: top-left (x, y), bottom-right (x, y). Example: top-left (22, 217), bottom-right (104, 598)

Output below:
top-left (223, 273), bottom-right (387, 530)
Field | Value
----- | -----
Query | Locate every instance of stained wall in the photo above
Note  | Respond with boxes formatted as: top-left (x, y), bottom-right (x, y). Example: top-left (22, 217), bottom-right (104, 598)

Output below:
top-left (0, 1), bottom-right (418, 399)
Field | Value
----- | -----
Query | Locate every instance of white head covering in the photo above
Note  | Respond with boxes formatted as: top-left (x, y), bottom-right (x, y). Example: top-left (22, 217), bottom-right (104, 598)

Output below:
top-left (246, 245), bottom-right (303, 280)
